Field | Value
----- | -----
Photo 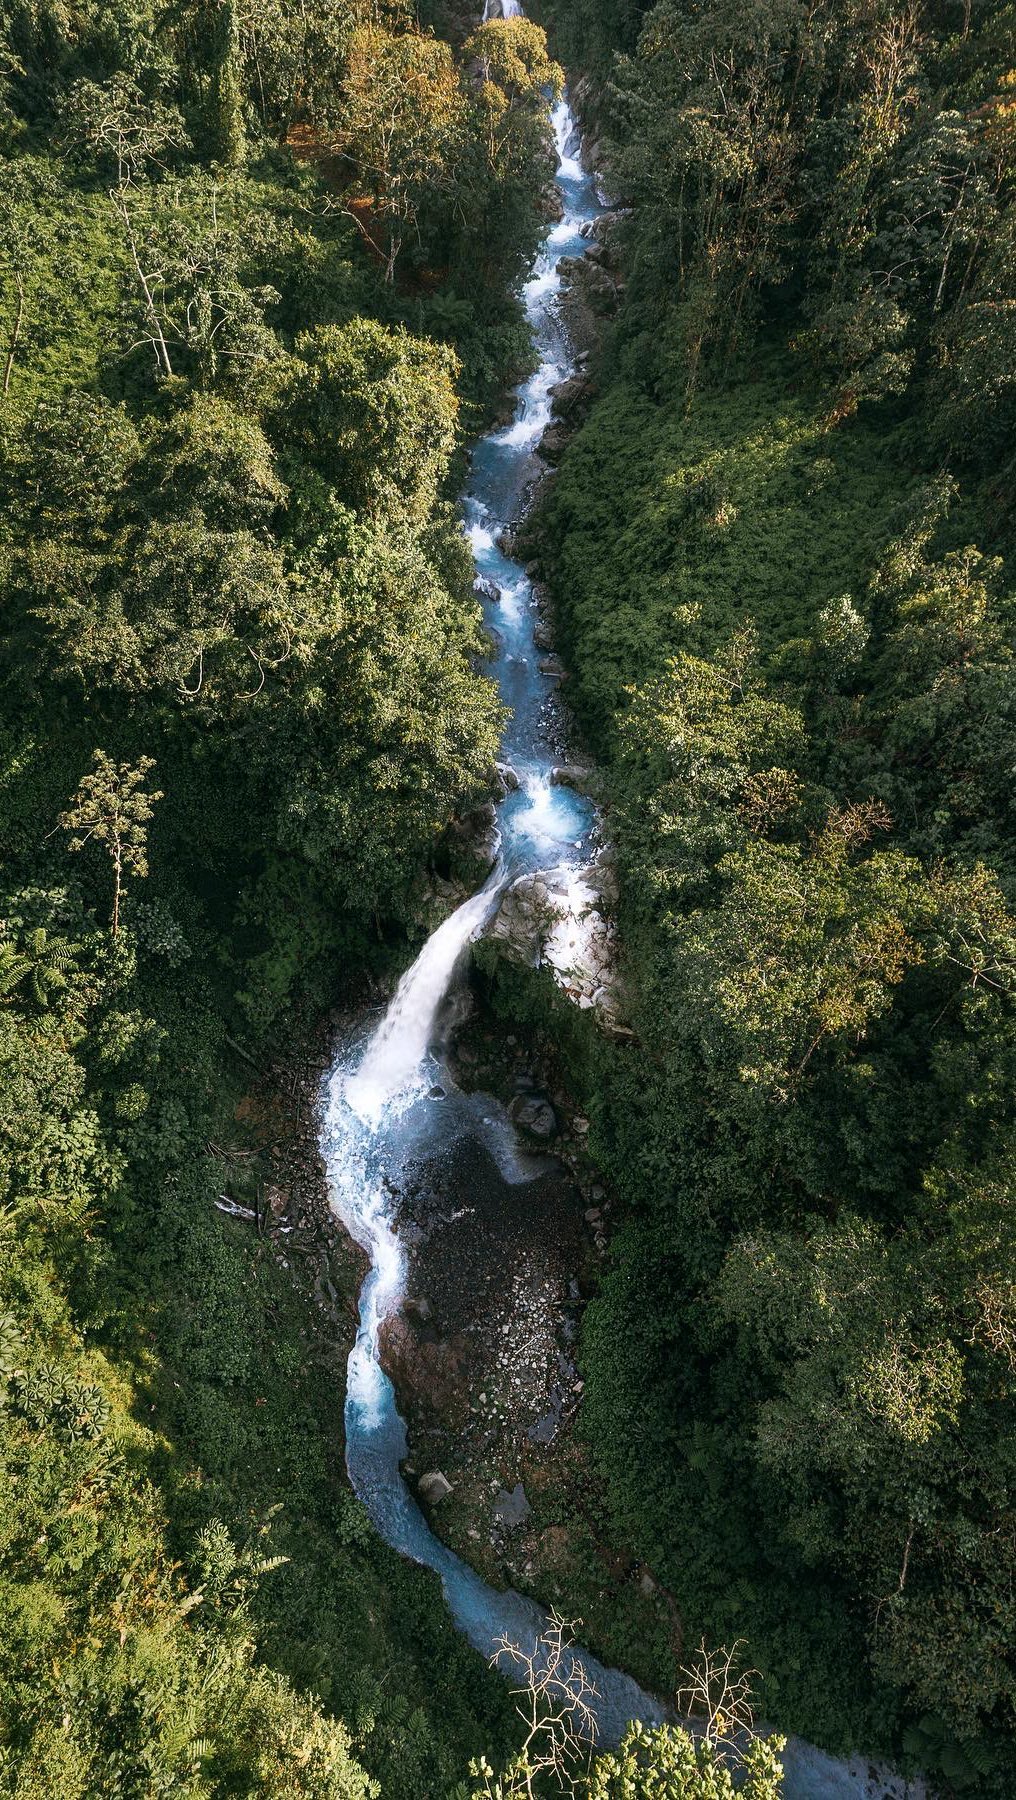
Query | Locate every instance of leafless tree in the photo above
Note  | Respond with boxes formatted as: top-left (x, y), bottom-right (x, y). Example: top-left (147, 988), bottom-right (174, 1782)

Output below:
top-left (676, 1638), bottom-right (760, 1764)
top-left (472, 1611), bottom-right (600, 1797)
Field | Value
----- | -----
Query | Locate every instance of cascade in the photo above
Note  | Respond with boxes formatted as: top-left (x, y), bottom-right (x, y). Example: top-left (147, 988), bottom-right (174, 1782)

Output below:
top-left (319, 59), bottom-right (922, 1800)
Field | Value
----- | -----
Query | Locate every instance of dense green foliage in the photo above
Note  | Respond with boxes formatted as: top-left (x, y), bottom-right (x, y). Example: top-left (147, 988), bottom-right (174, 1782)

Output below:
top-left (0, 0), bottom-right (569, 1790)
top-left (522, 0), bottom-right (1016, 1790)
top-left (469, 1719), bottom-right (785, 1799)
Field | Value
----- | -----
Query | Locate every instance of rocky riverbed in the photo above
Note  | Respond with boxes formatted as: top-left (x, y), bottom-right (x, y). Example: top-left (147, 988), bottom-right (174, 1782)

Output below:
top-left (360, 977), bottom-right (682, 1696)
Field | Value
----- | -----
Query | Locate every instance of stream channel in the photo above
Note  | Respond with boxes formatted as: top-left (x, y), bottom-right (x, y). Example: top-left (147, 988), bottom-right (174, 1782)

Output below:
top-left (319, 66), bottom-right (923, 1800)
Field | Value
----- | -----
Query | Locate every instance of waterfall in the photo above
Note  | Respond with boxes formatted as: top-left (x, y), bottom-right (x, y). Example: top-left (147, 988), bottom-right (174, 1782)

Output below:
top-left (317, 30), bottom-right (924, 1798)
top-left (344, 879), bottom-right (500, 1129)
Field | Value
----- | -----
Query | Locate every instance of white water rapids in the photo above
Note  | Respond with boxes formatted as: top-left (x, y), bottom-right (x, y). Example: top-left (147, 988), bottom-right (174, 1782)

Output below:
top-left (319, 75), bottom-right (924, 1800)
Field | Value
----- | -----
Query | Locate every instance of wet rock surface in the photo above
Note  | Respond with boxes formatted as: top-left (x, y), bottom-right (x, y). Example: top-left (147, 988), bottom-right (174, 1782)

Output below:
top-left (550, 763), bottom-right (596, 793)
top-left (508, 1090), bottom-right (559, 1142)
top-left (485, 858), bottom-right (626, 1029)
top-left (382, 1131), bottom-right (584, 1443)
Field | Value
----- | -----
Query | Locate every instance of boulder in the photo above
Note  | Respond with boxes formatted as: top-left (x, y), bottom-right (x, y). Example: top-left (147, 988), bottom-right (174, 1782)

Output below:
top-left (550, 763), bottom-right (595, 794)
top-left (418, 1470), bottom-right (453, 1505)
top-left (581, 261), bottom-right (622, 314)
top-left (549, 373), bottom-right (593, 422)
top-left (558, 255), bottom-right (622, 317)
top-left (452, 798), bottom-right (499, 874)
top-left (381, 1313), bottom-right (466, 1414)
top-left (538, 421), bottom-right (571, 464)
top-left (484, 859), bottom-right (629, 1030)
top-left (474, 575), bottom-right (500, 603)
top-left (584, 239), bottom-right (617, 271)
top-left (509, 1091), bottom-right (559, 1142)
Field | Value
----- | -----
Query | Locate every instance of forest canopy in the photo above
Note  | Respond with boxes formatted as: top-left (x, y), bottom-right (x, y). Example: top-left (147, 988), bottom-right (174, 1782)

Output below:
top-left (6, 0), bottom-right (1016, 1792)
top-left (518, 0), bottom-right (1016, 1793)
top-left (0, 0), bottom-right (563, 1791)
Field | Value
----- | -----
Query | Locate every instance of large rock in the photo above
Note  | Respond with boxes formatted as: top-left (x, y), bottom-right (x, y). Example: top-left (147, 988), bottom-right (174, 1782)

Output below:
top-left (549, 373), bottom-right (593, 422)
top-left (538, 422), bottom-right (571, 465)
top-left (550, 764), bottom-right (595, 795)
top-left (589, 208), bottom-right (631, 241)
top-left (418, 1470), bottom-right (453, 1505)
top-left (509, 1091), bottom-right (559, 1142)
top-left (560, 256), bottom-right (622, 317)
top-left (449, 798), bottom-right (499, 876)
top-left (584, 239), bottom-right (617, 271)
top-left (538, 653), bottom-right (566, 678)
top-left (483, 860), bottom-right (627, 1028)
top-left (381, 1312), bottom-right (467, 1414)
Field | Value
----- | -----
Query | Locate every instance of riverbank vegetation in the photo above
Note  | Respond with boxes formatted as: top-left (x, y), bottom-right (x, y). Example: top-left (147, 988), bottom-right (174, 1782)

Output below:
top-left (0, 1), bottom-right (570, 1791)
top-left (520, 0), bottom-right (1016, 1791)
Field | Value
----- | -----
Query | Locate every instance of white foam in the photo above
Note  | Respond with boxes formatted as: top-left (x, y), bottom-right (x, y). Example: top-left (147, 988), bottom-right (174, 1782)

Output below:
top-left (467, 519), bottom-right (497, 553)
top-left (344, 885), bottom-right (498, 1127)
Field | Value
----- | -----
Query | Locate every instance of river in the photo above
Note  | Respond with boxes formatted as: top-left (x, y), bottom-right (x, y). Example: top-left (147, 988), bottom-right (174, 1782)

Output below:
top-left (319, 68), bottom-right (923, 1800)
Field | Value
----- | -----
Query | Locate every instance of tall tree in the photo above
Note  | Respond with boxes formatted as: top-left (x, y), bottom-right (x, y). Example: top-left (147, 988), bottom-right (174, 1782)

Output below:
top-left (60, 753), bottom-right (163, 938)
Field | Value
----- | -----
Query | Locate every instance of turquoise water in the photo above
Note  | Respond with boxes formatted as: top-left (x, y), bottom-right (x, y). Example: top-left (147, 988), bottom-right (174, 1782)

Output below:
top-left (319, 89), bottom-right (923, 1800)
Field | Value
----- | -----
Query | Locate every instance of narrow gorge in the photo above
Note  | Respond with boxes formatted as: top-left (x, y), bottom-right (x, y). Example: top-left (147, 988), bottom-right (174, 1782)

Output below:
top-left (318, 67), bottom-right (921, 1800)
top-left (6, 0), bottom-right (1015, 1790)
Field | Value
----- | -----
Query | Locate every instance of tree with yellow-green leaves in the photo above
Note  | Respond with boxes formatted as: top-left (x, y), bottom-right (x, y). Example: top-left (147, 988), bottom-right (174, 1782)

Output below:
top-left (60, 753), bottom-right (163, 938)
top-left (340, 27), bottom-right (464, 283)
